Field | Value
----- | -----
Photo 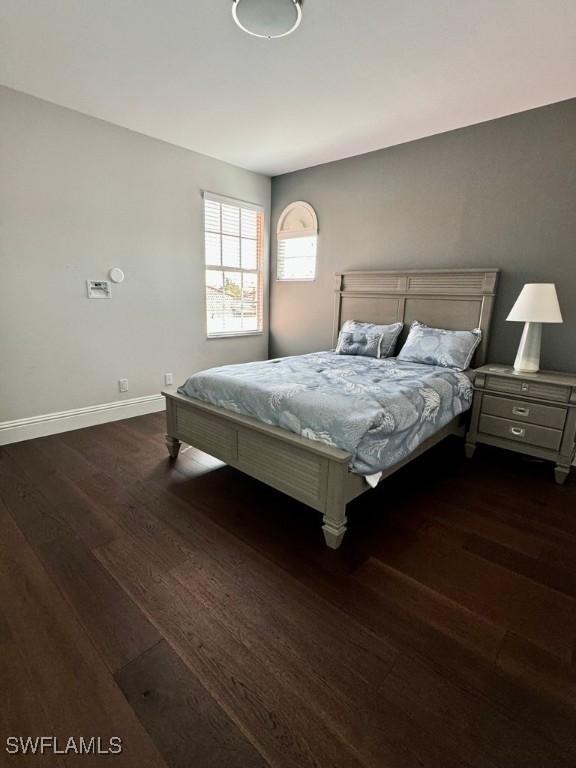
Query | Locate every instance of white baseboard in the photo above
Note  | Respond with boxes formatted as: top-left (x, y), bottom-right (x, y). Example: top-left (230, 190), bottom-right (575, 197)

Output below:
top-left (0, 394), bottom-right (166, 446)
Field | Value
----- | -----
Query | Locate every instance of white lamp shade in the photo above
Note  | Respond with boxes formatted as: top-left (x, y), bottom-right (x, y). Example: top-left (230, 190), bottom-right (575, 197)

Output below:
top-left (506, 283), bottom-right (563, 323)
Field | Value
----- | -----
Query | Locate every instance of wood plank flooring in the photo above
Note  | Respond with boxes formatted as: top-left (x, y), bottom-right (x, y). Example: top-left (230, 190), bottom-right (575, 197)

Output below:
top-left (0, 412), bottom-right (575, 767)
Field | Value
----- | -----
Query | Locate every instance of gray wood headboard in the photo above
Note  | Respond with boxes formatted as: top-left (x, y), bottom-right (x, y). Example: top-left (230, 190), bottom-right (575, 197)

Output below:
top-left (333, 268), bottom-right (500, 367)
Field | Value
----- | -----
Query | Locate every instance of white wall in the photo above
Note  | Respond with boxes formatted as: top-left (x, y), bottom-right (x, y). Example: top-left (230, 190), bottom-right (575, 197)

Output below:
top-left (0, 86), bottom-right (270, 425)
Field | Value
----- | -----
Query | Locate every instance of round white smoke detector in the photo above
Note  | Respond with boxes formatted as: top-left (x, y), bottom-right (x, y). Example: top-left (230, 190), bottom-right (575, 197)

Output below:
top-left (109, 267), bottom-right (125, 284)
top-left (232, 0), bottom-right (302, 39)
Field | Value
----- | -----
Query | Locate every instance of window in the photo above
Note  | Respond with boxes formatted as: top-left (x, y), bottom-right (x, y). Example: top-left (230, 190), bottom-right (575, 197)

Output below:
top-left (277, 236), bottom-right (317, 280)
top-left (276, 201), bottom-right (318, 281)
top-left (204, 192), bottom-right (264, 337)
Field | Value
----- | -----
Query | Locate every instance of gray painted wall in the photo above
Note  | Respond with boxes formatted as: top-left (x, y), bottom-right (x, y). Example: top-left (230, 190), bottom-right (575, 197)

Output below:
top-left (270, 99), bottom-right (576, 372)
top-left (0, 86), bottom-right (270, 422)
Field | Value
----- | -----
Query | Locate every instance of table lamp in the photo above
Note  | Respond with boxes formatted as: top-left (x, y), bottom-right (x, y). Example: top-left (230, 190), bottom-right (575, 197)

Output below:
top-left (506, 283), bottom-right (563, 373)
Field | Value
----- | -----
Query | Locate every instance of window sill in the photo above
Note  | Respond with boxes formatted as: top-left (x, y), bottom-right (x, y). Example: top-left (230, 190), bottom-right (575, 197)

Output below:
top-left (207, 331), bottom-right (264, 340)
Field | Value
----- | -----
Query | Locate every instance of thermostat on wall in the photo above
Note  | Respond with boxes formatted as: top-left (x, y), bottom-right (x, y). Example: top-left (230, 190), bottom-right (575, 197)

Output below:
top-left (86, 280), bottom-right (112, 299)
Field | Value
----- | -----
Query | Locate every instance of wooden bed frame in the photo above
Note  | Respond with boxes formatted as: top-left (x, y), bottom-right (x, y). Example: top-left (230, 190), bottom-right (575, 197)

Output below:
top-left (163, 268), bottom-right (499, 548)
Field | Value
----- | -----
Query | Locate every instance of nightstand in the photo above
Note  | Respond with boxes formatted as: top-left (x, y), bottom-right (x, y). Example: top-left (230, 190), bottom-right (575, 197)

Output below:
top-left (465, 365), bottom-right (576, 484)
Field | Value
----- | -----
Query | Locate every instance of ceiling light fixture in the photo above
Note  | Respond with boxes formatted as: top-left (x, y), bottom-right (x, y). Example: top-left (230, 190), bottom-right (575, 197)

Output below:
top-left (232, 0), bottom-right (302, 39)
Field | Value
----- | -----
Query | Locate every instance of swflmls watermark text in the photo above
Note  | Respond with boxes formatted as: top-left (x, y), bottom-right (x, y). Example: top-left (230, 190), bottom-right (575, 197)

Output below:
top-left (6, 736), bottom-right (122, 756)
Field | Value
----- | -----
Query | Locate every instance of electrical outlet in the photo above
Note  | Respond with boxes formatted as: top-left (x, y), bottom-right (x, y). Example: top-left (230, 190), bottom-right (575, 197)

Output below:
top-left (164, 372), bottom-right (174, 386)
top-left (119, 378), bottom-right (129, 393)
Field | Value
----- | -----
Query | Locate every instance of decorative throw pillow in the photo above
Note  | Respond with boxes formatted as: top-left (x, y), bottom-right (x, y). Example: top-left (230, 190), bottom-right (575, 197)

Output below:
top-left (336, 320), bottom-right (403, 359)
top-left (397, 321), bottom-right (481, 370)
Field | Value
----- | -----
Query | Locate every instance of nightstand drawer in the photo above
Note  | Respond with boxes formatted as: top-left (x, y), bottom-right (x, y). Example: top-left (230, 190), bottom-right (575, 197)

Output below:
top-left (484, 375), bottom-right (571, 403)
top-left (482, 394), bottom-right (567, 430)
top-left (479, 414), bottom-right (563, 451)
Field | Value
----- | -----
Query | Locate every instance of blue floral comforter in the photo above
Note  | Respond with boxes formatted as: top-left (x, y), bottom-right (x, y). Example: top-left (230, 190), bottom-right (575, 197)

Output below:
top-left (178, 352), bottom-right (472, 477)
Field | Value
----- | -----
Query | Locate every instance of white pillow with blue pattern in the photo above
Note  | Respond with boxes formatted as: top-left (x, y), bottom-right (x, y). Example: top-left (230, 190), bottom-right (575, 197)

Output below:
top-left (336, 320), bottom-right (403, 359)
top-left (397, 321), bottom-right (481, 370)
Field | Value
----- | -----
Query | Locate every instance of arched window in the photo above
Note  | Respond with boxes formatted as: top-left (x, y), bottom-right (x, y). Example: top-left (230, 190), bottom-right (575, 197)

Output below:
top-left (276, 201), bottom-right (318, 281)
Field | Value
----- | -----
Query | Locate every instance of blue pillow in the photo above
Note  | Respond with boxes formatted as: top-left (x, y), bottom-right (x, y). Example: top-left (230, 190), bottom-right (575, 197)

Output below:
top-left (336, 320), bottom-right (403, 359)
top-left (397, 321), bottom-right (481, 370)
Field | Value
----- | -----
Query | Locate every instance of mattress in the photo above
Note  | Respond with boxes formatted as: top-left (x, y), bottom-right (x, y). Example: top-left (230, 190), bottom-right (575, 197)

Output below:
top-left (178, 352), bottom-right (473, 476)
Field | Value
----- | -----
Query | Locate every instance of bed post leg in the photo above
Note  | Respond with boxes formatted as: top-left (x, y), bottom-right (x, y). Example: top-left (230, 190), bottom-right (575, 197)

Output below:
top-left (164, 397), bottom-right (181, 459)
top-left (322, 461), bottom-right (348, 549)
top-left (464, 440), bottom-right (476, 459)
top-left (165, 435), bottom-right (181, 459)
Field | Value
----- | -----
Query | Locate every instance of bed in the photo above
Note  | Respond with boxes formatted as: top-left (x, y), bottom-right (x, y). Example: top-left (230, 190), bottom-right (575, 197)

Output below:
top-left (163, 268), bottom-right (499, 548)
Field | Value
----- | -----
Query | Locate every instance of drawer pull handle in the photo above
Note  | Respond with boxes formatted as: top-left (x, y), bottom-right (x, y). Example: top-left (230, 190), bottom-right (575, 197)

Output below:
top-left (521, 383), bottom-right (530, 392)
top-left (510, 426), bottom-right (526, 437)
top-left (512, 406), bottom-right (530, 416)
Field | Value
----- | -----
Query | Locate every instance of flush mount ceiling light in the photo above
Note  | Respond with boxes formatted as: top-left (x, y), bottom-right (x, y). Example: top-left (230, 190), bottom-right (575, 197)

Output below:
top-left (232, 0), bottom-right (302, 39)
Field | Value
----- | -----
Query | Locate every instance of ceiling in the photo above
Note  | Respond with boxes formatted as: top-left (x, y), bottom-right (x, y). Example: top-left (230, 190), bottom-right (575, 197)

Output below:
top-left (1, 0), bottom-right (575, 176)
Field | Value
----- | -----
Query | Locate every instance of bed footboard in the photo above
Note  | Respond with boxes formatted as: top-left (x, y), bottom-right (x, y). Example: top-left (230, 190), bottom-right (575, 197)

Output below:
top-left (163, 390), bottom-right (465, 549)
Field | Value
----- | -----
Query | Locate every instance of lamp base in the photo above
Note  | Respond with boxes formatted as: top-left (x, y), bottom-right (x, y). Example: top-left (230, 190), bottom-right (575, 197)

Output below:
top-left (513, 322), bottom-right (542, 373)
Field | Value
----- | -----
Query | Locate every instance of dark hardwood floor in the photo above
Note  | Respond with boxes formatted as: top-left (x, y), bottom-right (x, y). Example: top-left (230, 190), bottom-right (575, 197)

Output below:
top-left (1, 412), bottom-right (575, 767)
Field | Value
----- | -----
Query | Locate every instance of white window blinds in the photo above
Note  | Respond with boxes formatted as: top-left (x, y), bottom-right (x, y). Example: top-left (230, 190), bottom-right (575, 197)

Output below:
top-left (204, 193), bottom-right (264, 337)
top-left (277, 236), bottom-right (317, 280)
